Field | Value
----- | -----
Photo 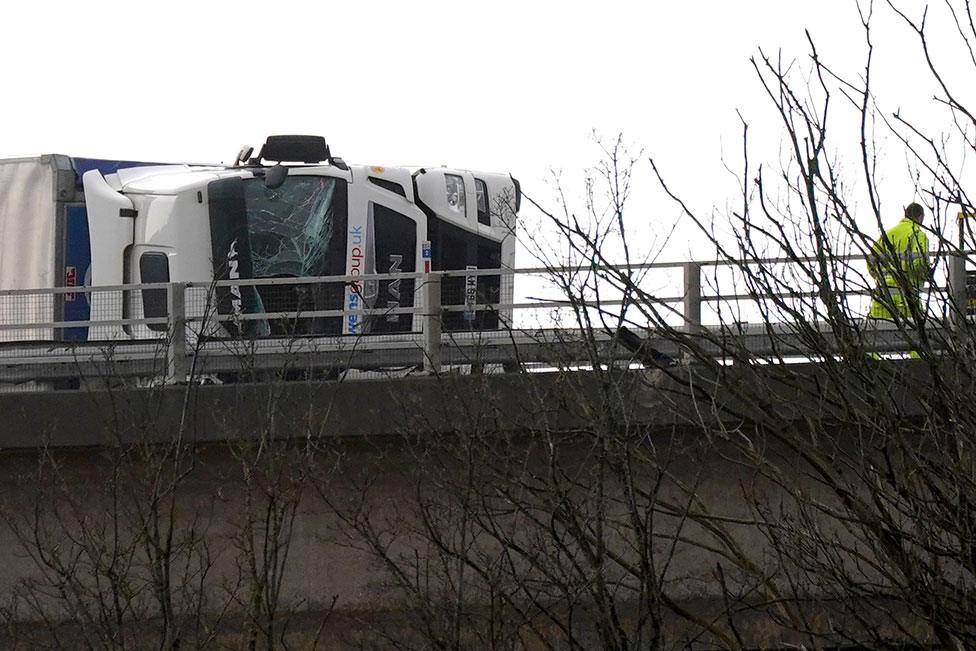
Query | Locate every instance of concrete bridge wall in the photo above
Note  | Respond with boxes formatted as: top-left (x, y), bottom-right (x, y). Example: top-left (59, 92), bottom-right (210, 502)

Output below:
top-left (0, 363), bottom-right (935, 647)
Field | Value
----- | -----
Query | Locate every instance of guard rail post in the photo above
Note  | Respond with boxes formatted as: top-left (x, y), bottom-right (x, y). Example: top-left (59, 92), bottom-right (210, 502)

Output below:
top-left (952, 212), bottom-right (972, 335)
top-left (167, 282), bottom-right (188, 383)
top-left (423, 274), bottom-right (442, 374)
top-left (683, 262), bottom-right (702, 334)
top-left (949, 250), bottom-right (967, 333)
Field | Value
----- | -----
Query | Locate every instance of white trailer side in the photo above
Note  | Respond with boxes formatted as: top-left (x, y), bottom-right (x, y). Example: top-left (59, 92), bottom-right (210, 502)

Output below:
top-left (0, 156), bottom-right (75, 341)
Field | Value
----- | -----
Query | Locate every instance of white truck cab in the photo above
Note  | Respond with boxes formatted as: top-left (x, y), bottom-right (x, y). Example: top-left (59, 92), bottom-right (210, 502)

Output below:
top-left (78, 135), bottom-right (519, 340)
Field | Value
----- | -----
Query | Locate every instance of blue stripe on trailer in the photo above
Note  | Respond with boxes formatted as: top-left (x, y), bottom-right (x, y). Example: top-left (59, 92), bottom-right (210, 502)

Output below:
top-left (62, 205), bottom-right (92, 341)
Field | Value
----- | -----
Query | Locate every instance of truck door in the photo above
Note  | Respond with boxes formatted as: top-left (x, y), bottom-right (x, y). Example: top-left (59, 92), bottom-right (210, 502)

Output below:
top-left (343, 175), bottom-right (424, 335)
top-left (368, 202), bottom-right (417, 333)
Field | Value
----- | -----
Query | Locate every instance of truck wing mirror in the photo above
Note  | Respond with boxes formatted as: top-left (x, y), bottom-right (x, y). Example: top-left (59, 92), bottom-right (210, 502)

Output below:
top-left (235, 145), bottom-right (254, 167)
top-left (265, 164), bottom-right (288, 189)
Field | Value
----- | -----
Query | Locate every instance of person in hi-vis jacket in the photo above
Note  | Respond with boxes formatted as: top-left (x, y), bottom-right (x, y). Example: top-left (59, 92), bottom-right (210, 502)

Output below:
top-left (868, 202), bottom-right (930, 320)
top-left (867, 202), bottom-right (930, 358)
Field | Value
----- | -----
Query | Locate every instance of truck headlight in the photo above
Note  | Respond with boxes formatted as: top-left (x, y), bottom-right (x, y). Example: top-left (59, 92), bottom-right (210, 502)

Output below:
top-left (445, 174), bottom-right (466, 215)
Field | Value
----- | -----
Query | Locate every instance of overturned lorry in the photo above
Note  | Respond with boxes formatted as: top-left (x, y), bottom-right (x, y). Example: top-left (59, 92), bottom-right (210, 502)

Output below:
top-left (0, 136), bottom-right (520, 342)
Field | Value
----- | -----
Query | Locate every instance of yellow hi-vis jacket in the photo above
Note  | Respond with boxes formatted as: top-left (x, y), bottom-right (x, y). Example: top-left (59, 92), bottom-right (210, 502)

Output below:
top-left (867, 217), bottom-right (929, 320)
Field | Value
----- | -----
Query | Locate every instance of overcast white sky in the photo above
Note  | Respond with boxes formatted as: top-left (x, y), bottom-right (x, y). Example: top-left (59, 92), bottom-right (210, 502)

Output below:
top-left (1, 1), bottom-right (968, 264)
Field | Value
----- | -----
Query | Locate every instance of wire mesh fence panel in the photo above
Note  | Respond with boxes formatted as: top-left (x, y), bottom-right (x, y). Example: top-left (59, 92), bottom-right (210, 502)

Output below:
top-left (0, 290), bottom-right (56, 343)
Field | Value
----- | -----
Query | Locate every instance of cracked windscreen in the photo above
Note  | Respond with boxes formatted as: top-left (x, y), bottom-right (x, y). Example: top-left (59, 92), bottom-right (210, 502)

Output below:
top-left (243, 175), bottom-right (338, 278)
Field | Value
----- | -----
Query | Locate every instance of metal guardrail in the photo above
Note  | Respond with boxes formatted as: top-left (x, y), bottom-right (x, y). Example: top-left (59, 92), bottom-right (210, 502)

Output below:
top-left (0, 253), bottom-right (971, 388)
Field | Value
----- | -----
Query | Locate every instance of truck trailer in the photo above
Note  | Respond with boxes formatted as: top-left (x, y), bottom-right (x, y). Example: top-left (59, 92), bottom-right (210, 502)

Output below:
top-left (0, 136), bottom-right (520, 343)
